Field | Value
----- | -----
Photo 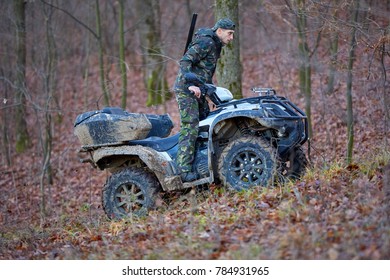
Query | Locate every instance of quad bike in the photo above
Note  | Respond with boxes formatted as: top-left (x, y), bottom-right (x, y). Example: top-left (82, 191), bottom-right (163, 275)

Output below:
top-left (74, 78), bottom-right (308, 219)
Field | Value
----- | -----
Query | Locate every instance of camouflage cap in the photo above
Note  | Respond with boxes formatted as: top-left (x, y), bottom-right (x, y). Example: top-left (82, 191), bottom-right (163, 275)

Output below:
top-left (212, 18), bottom-right (235, 31)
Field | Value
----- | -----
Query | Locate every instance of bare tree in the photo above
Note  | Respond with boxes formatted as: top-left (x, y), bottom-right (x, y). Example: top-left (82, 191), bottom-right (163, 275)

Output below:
top-left (215, 0), bottom-right (242, 98)
top-left (14, 0), bottom-right (30, 153)
top-left (346, 0), bottom-right (360, 164)
top-left (326, 0), bottom-right (340, 95)
top-left (368, 19), bottom-right (390, 150)
top-left (118, 0), bottom-right (128, 109)
top-left (285, 0), bottom-right (316, 139)
top-left (135, 0), bottom-right (170, 108)
top-left (95, 0), bottom-right (111, 106)
top-left (40, 0), bottom-right (111, 107)
top-left (1, 68), bottom-right (11, 166)
top-left (382, 25), bottom-right (390, 149)
top-left (37, 0), bottom-right (59, 219)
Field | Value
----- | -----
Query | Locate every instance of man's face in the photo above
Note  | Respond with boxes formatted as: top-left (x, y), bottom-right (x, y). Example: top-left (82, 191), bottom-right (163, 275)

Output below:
top-left (217, 28), bottom-right (234, 45)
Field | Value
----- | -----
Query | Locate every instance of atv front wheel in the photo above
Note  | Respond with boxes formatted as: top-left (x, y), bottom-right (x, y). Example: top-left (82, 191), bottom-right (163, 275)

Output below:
top-left (102, 167), bottom-right (160, 219)
top-left (218, 137), bottom-right (277, 191)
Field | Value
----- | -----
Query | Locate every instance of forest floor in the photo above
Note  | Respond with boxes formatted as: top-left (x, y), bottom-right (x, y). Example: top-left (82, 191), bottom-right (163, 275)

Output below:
top-left (0, 50), bottom-right (389, 260)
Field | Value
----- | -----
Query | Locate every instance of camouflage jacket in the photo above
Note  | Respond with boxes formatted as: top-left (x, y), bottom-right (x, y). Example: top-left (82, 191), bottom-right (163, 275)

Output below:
top-left (174, 28), bottom-right (222, 93)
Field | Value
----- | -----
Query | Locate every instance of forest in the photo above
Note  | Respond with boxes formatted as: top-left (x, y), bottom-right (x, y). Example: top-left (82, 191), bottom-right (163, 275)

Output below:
top-left (0, 0), bottom-right (389, 260)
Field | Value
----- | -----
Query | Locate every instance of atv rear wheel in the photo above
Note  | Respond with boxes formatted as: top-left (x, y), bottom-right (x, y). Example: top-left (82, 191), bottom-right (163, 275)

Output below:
top-left (218, 137), bottom-right (277, 191)
top-left (102, 167), bottom-right (160, 219)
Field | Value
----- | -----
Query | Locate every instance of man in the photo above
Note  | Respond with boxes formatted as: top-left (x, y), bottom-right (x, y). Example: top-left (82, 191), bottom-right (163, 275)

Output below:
top-left (174, 18), bottom-right (235, 182)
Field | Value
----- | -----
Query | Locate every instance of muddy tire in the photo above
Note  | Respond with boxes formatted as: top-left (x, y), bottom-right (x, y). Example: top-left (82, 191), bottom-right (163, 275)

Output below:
top-left (102, 167), bottom-right (160, 219)
top-left (217, 137), bottom-right (277, 191)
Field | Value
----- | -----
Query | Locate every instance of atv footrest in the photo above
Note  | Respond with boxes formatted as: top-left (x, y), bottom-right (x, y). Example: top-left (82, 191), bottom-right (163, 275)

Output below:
top-left (183, 177), bottom-right (211, 188)
top-left (163, 175), bottom-right (211, 191)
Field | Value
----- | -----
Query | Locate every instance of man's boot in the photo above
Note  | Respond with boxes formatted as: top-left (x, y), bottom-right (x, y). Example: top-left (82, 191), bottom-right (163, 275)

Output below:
top-left (180, 171), bottom-right (199, 182)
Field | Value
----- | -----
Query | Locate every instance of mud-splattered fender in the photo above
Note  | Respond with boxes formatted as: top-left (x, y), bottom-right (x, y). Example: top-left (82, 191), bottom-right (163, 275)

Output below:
top-left (205, 109), bottom-right (286, 154)
top-left (92, 145), bottom-right (175, 183)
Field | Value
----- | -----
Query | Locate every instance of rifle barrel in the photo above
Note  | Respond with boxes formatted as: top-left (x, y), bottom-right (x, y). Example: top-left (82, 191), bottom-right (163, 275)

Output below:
top-left (183, 13), bottom-right (198, 55)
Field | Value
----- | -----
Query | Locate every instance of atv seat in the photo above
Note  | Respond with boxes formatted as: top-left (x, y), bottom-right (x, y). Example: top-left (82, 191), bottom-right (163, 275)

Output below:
top-left (128, 133), bottom-right (179, 152)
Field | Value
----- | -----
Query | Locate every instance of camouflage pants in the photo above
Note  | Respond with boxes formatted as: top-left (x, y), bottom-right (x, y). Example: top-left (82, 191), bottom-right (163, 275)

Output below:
top-left (175, 90), bottom-right (207, 173)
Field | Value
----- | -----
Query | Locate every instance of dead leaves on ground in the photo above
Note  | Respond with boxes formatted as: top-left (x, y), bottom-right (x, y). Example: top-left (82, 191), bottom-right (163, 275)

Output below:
top-left (1, 155), bottom-right (388, 260)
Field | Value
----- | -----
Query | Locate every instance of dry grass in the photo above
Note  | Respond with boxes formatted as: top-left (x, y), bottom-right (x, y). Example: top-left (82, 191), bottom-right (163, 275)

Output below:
top-left (1, 147), bottom-right (388, 260)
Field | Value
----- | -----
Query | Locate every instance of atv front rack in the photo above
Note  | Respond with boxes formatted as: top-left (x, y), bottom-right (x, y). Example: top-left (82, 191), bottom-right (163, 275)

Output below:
top-left (211, 92), bottom-right (309, 150)
top-left (251, 87), bottom-right (276, 96)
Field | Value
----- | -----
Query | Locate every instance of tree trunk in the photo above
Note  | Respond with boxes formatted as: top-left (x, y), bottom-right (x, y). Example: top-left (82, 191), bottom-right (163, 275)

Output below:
top-left (215, 0), bottom-right (242, 99)
top-left (1, 69), bottom-right (11, 166)
top-left (95, 0), bottom-right (110, 107)
top-left (135, 0), bottom-right (170, 108)
top-left (383, 25), bottom-right (390, 149)
top-left (38, 1), bottom-right (58, 219)
top-left (14, 0), bottom-right (30, 153)
top-left (346, 0), bottom-right (360, 164)
top-left (295, 0), bottom-right (313, 139)
top-left (327, 0), bottom-right (339, 96)
top-left (82, 7), bottom-right (92, 109)
top-left (119, 0), bottom-right (128, 109)
top-left (326, 31), bottom-right (338, 95)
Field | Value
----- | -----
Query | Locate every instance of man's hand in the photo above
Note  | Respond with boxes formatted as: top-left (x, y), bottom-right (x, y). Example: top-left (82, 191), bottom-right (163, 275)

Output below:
top-left (206, 96), bottom-right (217, 111)
top-left (188, 86), bottom-right (201, 98)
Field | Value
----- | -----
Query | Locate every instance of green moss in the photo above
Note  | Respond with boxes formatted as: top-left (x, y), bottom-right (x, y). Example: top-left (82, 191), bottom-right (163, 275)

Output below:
top-left (146, 70), bottom-right (171, 107)
top-left (16, 132), bottom-right (29, 153)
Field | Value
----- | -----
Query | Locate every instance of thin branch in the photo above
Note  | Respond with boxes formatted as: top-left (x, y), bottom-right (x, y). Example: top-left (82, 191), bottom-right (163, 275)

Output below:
top-left (310, 25), bottom-right (323, 58)
top-left (40, 0), bottom-right (98, 39)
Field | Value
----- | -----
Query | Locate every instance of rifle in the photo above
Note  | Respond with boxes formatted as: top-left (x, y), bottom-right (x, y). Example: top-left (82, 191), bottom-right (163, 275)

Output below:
top-left (183, 13), bottom-right (198, 55)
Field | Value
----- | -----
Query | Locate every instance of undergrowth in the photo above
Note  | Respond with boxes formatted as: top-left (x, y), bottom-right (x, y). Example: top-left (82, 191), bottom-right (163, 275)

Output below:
top-left (1, 148), bottom-right (389, 259)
